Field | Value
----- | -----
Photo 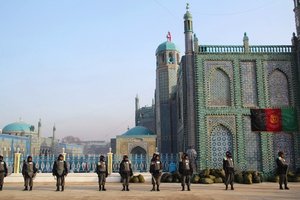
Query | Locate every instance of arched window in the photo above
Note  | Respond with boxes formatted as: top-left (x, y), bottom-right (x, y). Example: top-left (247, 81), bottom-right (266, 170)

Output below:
top-left (208, 69), bottom-right (231, 106)
top-left (268, 70), bottom-right (289, 106)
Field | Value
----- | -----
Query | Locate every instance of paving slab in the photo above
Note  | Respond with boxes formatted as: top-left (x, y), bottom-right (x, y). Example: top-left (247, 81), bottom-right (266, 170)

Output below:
top-left (0, 182), bottom-right (299, 200)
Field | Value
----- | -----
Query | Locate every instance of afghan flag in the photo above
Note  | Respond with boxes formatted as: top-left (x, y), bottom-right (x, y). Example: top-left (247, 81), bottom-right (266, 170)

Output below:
top-left (250, 108), bottom-right (298, 132)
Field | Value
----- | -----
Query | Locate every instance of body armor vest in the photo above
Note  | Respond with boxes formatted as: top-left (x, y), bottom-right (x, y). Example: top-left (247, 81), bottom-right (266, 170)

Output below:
top-left (98, 161), bottom-right (106, 172)
top-left (227, 158), bottom-right (234, 168)
top-left (183, 160), bottom-right (190, 170)
top-left (154, 161), bottom-right (161, 170)
top-left (27, 162), bottom-right (34, 173)
top-left (57, 161), bottom-right (65, 176)
top-left (124, 161), bottom-right (130, 172)
top-left (0, 162), bottom-right (4, 172)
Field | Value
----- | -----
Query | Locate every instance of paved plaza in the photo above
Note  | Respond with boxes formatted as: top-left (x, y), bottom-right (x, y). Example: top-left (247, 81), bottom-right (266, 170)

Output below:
top-left (0, 182), bottom-right (299, 200)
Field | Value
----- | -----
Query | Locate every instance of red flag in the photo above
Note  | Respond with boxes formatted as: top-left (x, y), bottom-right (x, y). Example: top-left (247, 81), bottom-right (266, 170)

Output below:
top-left (265, 109), bottom-right (282, 131)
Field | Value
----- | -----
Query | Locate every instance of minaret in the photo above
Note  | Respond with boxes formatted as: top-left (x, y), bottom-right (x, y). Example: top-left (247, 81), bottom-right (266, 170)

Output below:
top-left (294, 0), bottom-right (300, 36)
top-left (184, 3), bottom-right (194, 55)
top-left (135, 94), bottom-right (140, 126)
top-left (155, 32), bottom-right (180, 153)
top-left (37, 118), bottom-right (41, 138)
top-left (243, 32), bottom-right (250, 53)
top-left (183, 3), bottom-right (196, 150)
top-left (52, 124), bottom-right (56, 153)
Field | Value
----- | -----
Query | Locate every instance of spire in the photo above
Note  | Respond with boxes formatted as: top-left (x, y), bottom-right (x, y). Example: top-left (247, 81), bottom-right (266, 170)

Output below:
top-left (186, 3), bottom-right (189, 11)
top-left (243, 32), bottom-right (250, 53)
top-left (52, 124), bottom-right (56, 154)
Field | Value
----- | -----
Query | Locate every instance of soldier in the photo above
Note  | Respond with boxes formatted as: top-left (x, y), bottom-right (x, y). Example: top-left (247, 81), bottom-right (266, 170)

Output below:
top-left (22, 156), bottom-right (38, 191)
top-left (0, 155), bottom-right (8, 191)
top-left (223, 151), bottom-right (234, 190)
top-left (52, 154), bottom-right (68, 192)
top-left (276, 151), bottom-right (289, 190)
top-left (119, 155), bottom-right (133, 191)
top-left (95, 155), bottom-right (108, 191)
top-left (149, 154), bottom-right (162, 191)
top-left (179, 153), bottom-right (193, 191)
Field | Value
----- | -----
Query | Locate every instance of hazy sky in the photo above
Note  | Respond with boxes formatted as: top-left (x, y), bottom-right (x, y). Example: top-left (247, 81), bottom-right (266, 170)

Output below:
top-left (0, 0), bottom-right (295, 141)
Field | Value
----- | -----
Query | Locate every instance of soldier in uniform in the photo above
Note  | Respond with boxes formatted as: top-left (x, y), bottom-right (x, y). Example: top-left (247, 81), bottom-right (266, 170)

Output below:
top-left (95, 155), bottom-right (108, 191)
top-left (119, 155), bottom-right (133, 191)
top-left (0, 155), bottom-right (8, 191)
top-left (223, 151), bottom-right (234, 190)
top-left (179, 153), bottom-right (193, 191)
top-left (276, 151), bottom-right (289, 190)
top-left (149, 154), bottom-right (162, 191)
top-left (22, 156), bottom-right (38, 191)
top-left (52, 154), bottom-right (68, 192)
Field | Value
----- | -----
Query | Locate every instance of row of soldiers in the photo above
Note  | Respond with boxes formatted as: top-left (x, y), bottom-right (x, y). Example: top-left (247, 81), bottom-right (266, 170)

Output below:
top-left (0, 151), bottom-right (290, 192)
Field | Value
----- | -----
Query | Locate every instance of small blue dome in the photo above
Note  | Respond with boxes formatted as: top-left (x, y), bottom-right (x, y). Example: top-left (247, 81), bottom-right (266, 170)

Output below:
top-left (122, 126), bottom-right (155, 136)
top-left (156, 41), bottom-right (179, 54)
top-left (2, 121), bottom-right (33, 133)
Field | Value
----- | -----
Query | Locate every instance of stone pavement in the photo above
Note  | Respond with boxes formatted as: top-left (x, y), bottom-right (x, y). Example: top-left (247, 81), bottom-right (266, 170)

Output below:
top-left (0, 182), bottom-right (299, 200)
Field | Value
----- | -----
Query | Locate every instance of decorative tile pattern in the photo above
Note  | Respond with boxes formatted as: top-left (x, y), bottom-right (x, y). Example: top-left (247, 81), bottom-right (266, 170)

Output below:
top-left (268, 70), bottom-right (290, 106)
top-left (243, 116), bottom-right (262, 171)
top-left (241, 62), bottom-right (258, 107)
top-left (273, 132), bottom-right (294, 167)
top-left (210, 125), bottom-right (233, 169)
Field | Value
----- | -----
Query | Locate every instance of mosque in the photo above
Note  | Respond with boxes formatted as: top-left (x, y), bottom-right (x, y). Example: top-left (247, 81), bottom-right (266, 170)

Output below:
top-left (154, 2), bottom-right (300, 177)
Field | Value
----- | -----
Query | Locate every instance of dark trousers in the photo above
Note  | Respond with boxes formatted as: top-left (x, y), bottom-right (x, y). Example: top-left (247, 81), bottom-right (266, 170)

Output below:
top-left (225, 172), bottom-right (234, 187)
top-left (181, 175), bottom-right (191, 186)
top-left (151, 174), bottom-right (161, 186)
top-left (24, 175), bottom-right (33, 187)
top-left (56, 175), bottom-right (65, 186)
top-left (0, 173), bottom-right (4, 186)
top-left (279, 174), bottom-right (288, 188)
top-left (98, 173), bottom-right (106, 186)
top-left (121, 174), bottom-right (130, 186)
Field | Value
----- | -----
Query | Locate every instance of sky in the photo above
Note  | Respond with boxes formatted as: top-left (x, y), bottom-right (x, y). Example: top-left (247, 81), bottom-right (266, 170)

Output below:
top-left (0, 0), bottom-right (295, 141)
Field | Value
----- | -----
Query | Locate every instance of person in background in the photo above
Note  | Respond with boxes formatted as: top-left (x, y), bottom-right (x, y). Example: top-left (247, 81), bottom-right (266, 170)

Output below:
top-left (95, 155), bottom-right (108, 191)
top-left (0, 155), bottom-right (8, 191)
top-left (223, 151), bottom-right (234, 190)
top-left (149, 154), bottom-right (162, 191)
top-left (119, 155), bottom-right (133, 191)
top-left (276, 151), bottom-right (289, 190)
top-left (179, 153), bottom-right (193, 191)
top-left (22, 156), bottom-right (37, 191)
top-left (52, 154), bottom-right (68, 192)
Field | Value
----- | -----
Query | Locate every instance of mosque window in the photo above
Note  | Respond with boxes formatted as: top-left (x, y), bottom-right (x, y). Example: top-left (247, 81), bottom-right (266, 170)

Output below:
top-left (208, 68), bottom-right (231, 106)
top-left (168, 52), bottom-right (174, 64)
top-left (161, 53), bottom-right (165, 64)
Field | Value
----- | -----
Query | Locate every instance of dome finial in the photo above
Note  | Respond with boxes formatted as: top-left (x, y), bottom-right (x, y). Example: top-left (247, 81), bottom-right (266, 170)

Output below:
top-left (166, 31), bottom-right (172, 42)
top-left (186, 3), bottom-right (189, 11)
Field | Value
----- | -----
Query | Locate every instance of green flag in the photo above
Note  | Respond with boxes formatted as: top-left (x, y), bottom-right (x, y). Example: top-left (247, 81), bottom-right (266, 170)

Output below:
top-left (282, 108), bottom-right (298, 131)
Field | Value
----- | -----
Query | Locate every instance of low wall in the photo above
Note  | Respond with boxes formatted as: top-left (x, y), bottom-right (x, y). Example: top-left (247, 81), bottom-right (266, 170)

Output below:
top-left (5, 173), bottom-right (152, 183)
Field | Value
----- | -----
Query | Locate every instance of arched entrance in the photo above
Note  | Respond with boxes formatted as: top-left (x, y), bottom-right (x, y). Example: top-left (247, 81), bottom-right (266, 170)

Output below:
top-left (210, 125), bottom-right (233, 169)
top-left (130, 146), bottom-right (147, 172)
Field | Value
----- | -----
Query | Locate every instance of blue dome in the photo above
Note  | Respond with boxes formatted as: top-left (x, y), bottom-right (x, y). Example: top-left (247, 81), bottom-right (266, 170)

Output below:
top-left (122, 126), bottom-right (155, 136)
top-left (2, 121), bottom-right (33, 133)
top-left (156, 41), bottom-right (179, 54)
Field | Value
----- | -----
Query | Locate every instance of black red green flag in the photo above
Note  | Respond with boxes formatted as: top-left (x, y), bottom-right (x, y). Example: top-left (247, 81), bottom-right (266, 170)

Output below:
top-left (250, 108), bottom-right (298, 132)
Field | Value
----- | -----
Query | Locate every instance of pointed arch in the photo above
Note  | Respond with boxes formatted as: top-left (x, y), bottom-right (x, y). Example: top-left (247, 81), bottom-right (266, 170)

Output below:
top-left (208, 68), bottom-right (231, 106)
top-left (268, 69), bottom-right (290, 106)
top-left (210, 124), bottom-right (233, 169)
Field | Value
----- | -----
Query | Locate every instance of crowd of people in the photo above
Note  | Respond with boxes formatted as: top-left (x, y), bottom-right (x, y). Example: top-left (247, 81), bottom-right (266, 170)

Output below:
top-left (0, 151), bottom-right (290, 192)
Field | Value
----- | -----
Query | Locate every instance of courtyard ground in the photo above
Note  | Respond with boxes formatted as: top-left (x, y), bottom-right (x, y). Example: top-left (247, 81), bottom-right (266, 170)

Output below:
top-left (0, 182), bottom-right (299, 200)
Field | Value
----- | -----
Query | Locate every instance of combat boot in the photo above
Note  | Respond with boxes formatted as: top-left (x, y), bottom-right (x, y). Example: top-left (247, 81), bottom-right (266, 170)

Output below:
top-left (56, 186), bottom-right (60, 191)
top-left (23, 186), bottom-right (28, 191)
top-left (0, 185), bottom-right (3, 191)
top-left (29, 186), bottom-right (33, 191)
top-left (122, 185), bottom-right (125, 191)
top-left (181, 185), bottom-right (185, 191)
top-left (102, 185), bottom-right (106, 191)
top-left (61, 186), bottom-right (64, 191)
top-left (126, 185), bottom-right (130, 191)
top-left (99, 186), bottom-right (101, 191)
top-left (151, 185), bottom-right (155, 191)
top-left (156, 185), bottom-right (160, 191)
top-left (187, 185), bottom-right (190, 191)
